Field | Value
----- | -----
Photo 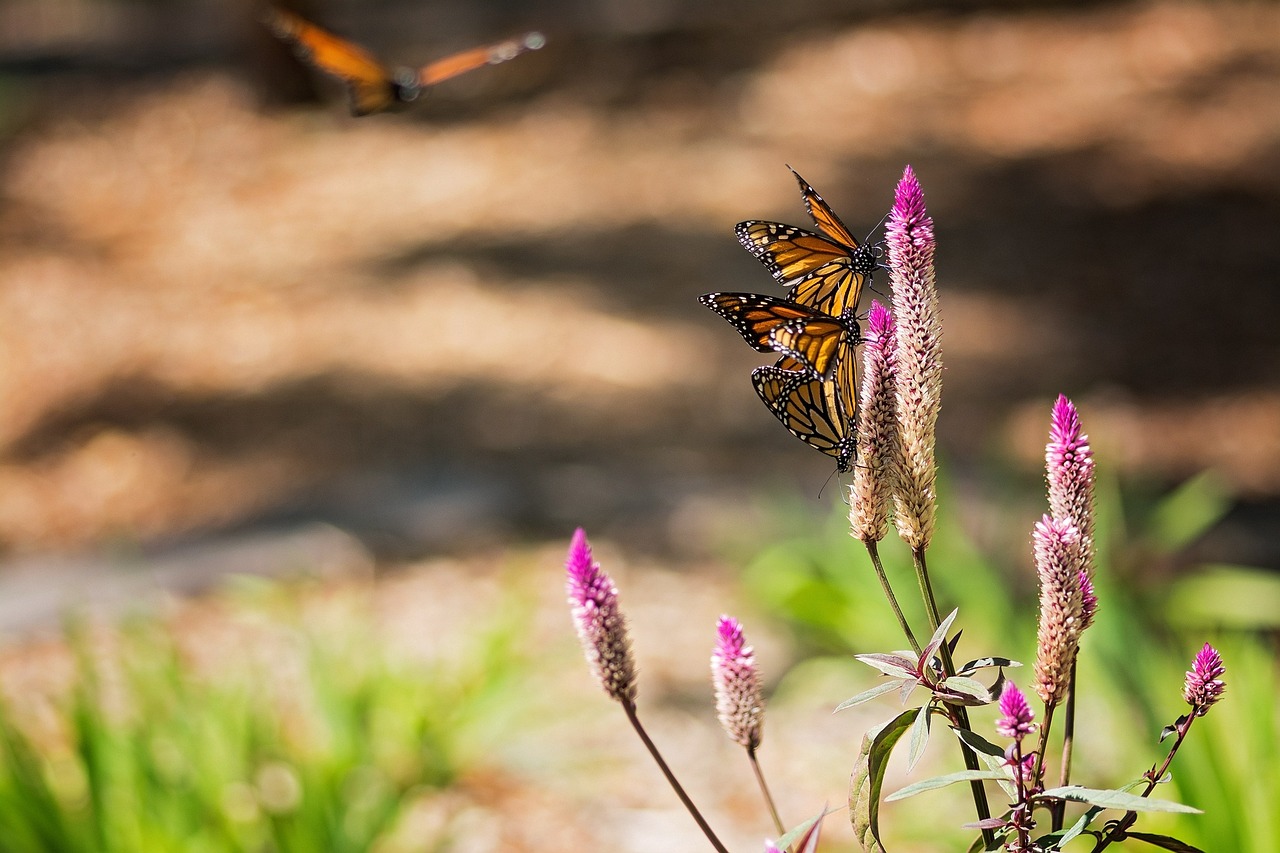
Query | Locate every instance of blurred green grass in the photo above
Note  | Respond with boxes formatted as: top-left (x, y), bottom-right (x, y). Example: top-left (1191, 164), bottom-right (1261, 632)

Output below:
top-left (0, 577), bottom-right (542, 852)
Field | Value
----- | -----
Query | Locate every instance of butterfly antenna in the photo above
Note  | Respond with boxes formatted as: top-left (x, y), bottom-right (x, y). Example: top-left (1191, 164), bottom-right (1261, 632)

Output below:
top-left (816, 466), bottom-right (840, 500)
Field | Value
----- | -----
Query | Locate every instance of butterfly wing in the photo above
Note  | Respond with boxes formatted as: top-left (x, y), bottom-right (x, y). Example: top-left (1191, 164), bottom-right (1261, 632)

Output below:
top-left (734, 221), bottom-right (870, 317)
top-left (789, 166), bottom-right (860, 247)
top-left (698, 292), bottom-right (825, 352)
top-left (752, 364), bottom-right (855, 473)
top-left (265, 8), bottom-right (396, 115)
top-left (417, 31), bottom-right (544, 86)
top-left (768, 311), bottom-right (861, 378)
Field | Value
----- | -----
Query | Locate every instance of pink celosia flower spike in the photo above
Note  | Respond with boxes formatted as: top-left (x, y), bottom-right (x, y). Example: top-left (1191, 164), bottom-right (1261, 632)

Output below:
top-left (1031, 515), bottom-right (1086, 706)
top-left (1047, 395), bottom-right (1096, 581)
top-left (1183, 643), bottom-right (1226, 714)
top-left (887, 166), bottom-right (942, 551)
top-left (711, 616), bottom-right (764, 750)
top-left (565, 528), bottom-right (637, 704)
top-left (849, 301), bottom-right (899, 544)
top-left (995, 681), bottom-right (1036, 741)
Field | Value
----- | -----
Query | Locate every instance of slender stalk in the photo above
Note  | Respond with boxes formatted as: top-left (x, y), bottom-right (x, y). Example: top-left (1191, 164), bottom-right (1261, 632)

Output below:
top-left (863, 539), bottom-right (921, 655)
top-left (1054, 658), bottom-right (1081, 831)
top-left (1032, 700), bottom-right (1058, 789)
top-left (912, 547), bottom-right (995, 848)
top-left (748, 745), bottom-right (785, 836)
top-left (622, 699), bottom-right (729, 853)
top-left (1090, 713), bottom-right (1197, 852)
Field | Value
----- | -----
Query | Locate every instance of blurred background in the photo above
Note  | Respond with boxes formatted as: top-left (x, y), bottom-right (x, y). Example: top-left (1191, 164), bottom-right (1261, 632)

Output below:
top-left (0, 0), bottom-right (1277, 850)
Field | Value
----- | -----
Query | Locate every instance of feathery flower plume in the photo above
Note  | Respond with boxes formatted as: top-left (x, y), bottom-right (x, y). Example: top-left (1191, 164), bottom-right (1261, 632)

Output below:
top-left (995, 681), bottom-right (1036, 741)
top-left (1046, 395), bottom-right (1096, 579)
top-left (849, 300), bottom-right (899, 544)
top-left (711, 616), bottom-right (764, 750)
top-left (887, 166), bottom-right (942, 551)
top-left (565, 528), bottom-right (636, 703)
top-left (1078, 570), bottom-right (1098, 631)
top-left (1182, 643), bottom-right (1226, 714)
top-left (1031, 516), bottom-right (1086, 706)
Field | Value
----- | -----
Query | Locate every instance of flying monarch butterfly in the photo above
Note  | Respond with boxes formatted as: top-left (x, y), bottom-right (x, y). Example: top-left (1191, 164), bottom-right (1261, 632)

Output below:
top-left (698, 292), bottom-right (860, 378)
top-left (752, 348), bottom-right (859, 473)
top-left (735, 167), bottom-right (881, 317)
top-left (265, 8), bottom-right (545, 116)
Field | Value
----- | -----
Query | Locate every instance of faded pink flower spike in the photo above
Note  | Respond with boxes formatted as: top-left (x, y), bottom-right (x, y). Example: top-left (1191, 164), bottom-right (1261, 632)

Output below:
top-left (995, 681), bottom-right (1036, 741)
top-left (1031, 515), bottom-right (1086, 706)
top-left (850, 301), bottom-right (899, 544)
top-left (565, 528), bottom-right (637, 704)
top-left (1183, 643), bottom-right (1226, 714)
top-left (1047, 395), bottom-right (1096, 581)
top-left (887, 166), bottom-right (942, 551)
top-left (712, 616), bottom-right (764, 750)
top-left (1079, 570), bottom-right (1098, 631)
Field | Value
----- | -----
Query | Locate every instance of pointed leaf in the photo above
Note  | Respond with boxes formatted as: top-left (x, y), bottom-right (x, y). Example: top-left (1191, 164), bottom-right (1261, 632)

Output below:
top-left (907, 704), bottom-right (932, 770)
top-left (898, 678), bottom-right (918, 705)
top-left (850, 710), bottom-right (916, 851)
top-left (951, 727), bottom-right (1017, 799)
top-left (1124, 831), bottom-right (1207, 852)
top-left (835, 680), bottom-right (903, 712)
top-left (773, 807), bottom-right (829, 853)
top-left (940, 676), bottom-right (991, 701)
top-left (885, 769), bottom-right (1009, 801)
top-left (856, 653), bottom-right (919, 680)
top-left (1054, 806), bottom-right (1102, 845)
top-left (922, 609), bottom-right (959, 664)
top-left (958, 656), bottom-right (1022, 675)
top-left (1037, 786), bottom-right (1202, 814)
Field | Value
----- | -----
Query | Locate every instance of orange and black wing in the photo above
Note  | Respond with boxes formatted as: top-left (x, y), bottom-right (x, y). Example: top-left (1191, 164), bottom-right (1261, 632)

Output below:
top-left (265, 8), bottom-right (397, 115)
top-left (768, 310), bottom-right (861, 379)
top-left (417, 31), bottom-right (545, 86)
top-left (698, 292), bottom-right (827, 353)
top-left (789, 166), bottom-right (860, 247)
top-left (734, 221), bottom-right (872, 318)
top-left (752, 363), bottom-right (856, 473)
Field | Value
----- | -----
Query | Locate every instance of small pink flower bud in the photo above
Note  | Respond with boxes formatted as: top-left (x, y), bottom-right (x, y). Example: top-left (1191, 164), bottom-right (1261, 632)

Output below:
top-left (711, 616), bottom-right (764, 750)
top-left (1182, 643), bottom-right (1226, 714)
top-left (565, 528), bottom-right (636, 704)
top-left (995, 681), bottom-right (1036, 741)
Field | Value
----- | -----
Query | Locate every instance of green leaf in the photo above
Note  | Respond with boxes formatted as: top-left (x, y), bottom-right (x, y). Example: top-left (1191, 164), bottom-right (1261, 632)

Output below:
top-left (885, 770), bottom-right (1009, 801)
top-left (1125, 830), bottom-right (1207, 852)
top-left (940, 676), bottom-right (991, 702)
top-left (1145, 471), bottom-right (1231, 554)
top-left (1037, 786), bottom-right (1203, 814)
top-left (835, 680), bottom-right (902, 713)
top-left (907, 705), bottom-right (932, 771)
top-left (951, 727), bottom-right (1016, 799)
top-left (850, 710), bottom-right (916, 852)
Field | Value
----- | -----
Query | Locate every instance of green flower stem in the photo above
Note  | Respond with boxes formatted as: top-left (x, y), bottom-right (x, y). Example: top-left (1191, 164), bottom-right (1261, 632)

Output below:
top-left (1054, 658), bottom-right (1080, 831)
top-left (748, 745), bottom-right (785, 837)
top-left (1091, 712), bottom-right (1197, 853)
top-left (912, 546), bottom-right (995, 849)
top-left (622, 698), bottom-right (729, 853)
top-left (863, 539), bottom-right (921, 655)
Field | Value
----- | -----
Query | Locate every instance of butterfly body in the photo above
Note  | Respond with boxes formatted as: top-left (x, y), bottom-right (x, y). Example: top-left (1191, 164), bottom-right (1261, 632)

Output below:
top-left (265, 8), bottom-right (544, 116)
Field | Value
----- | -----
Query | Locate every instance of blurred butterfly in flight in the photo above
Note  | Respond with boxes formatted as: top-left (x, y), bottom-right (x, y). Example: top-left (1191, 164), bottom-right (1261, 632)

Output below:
top-left (736, 167), bottom-right (882, 318)
top-left (265, 8), bottom-right (545, 116)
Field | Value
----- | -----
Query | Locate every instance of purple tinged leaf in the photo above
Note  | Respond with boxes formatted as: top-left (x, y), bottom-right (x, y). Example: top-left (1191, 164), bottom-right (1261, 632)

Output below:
top-left (940, 676), bottom-right (991, 702)
top-left (907, 704), bottom-right (932, 770)
top-left (965, 818), bottom-right (1011, 831)
top-left (855, 653), bottom-right (918, 680)
top-left (922, 608), bottom-right (959, 666)
top-left (958, 656), bottom-right (1022, 675)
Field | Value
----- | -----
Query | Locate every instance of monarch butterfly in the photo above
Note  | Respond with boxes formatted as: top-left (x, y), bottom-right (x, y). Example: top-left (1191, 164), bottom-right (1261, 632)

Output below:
top-left (752, 348), bottom-right (859, 473)
top-left (735, 167), bottom-right (881, 317)
top-left (698, 292), bottom-right (860, 378)
top-left (265, 8), bottom-right (545, 116)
